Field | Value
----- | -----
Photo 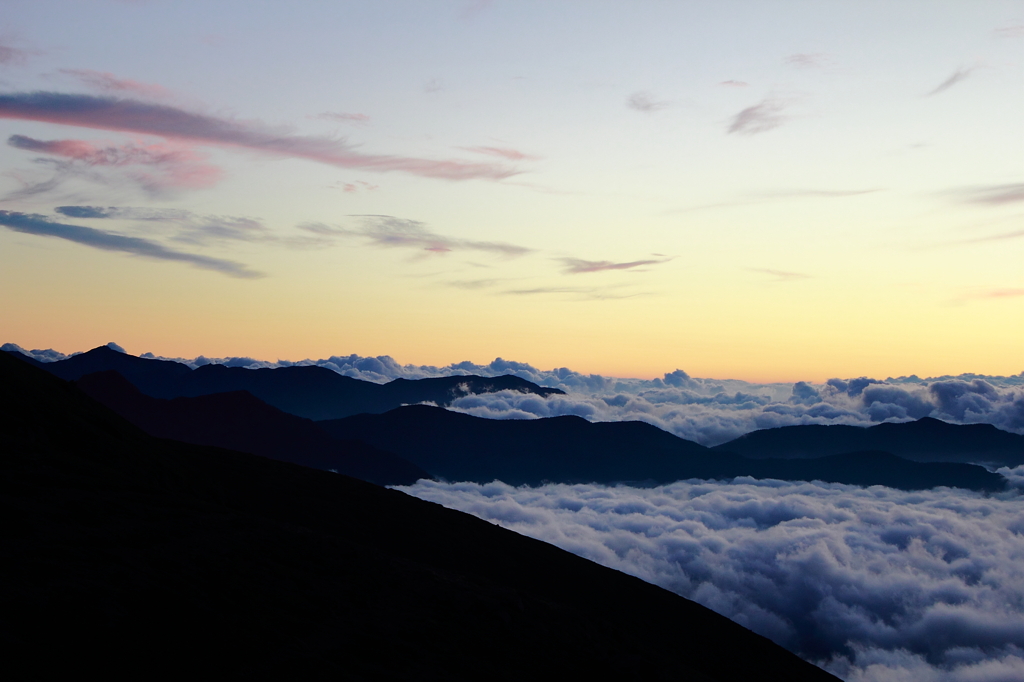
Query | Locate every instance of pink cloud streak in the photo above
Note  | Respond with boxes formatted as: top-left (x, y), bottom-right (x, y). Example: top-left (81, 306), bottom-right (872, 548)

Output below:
top-left (558, 257), bottom-right (671, 274)
top-left (8, 134), bottom-right (221, 189)
top-left (461, 146), bottom-right (540, 161)
top-left (313, 111), bottom-right (370, 125)
top-left (0, 92), bottom-right (518, 181)
top-left (60, 69), bottom-right (171, 98)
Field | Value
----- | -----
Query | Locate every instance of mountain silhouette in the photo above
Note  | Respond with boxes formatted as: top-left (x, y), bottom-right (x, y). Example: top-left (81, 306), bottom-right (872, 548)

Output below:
top-left (319, 405), bottom-right (1004, 491)
top-left (5, 345), bottom-right (563, 420)
top-left (75, 369), bottom-right (428, 486)
top-left (713, 417), bottom-right (1024, 467)
top-left (0, 348), bottom-right (836, 680)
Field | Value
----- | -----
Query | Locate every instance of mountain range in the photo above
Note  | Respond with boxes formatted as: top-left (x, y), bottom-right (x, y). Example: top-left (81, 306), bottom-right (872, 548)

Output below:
top-left (5, 346), bottom-right (1013, 491)
top-left (319, 405), bottom-right (1004, 491)
top-left (713, 418), bottom-right (1024, 467)
top-left (0, 348), bottom-right (837, 680)
top-left (8, 344), bottom-right (563, 420)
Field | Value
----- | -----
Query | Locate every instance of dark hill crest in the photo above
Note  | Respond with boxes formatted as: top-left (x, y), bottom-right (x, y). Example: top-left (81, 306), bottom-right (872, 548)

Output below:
top-left (4, 345), bottom-right (563, 421)
top-left (713, 417), bottom-right (1024, 467)
top-left (0, 347), bottom-right (837, 681)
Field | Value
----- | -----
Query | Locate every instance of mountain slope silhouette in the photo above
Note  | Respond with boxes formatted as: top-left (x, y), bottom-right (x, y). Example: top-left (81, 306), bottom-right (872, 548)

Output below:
top-left (75, 369), bottom-right (427, 485)
top-left (0, 349), bottom-right (836, 681)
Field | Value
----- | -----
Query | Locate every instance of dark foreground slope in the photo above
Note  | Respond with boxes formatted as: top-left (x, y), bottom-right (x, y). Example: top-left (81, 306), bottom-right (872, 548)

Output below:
top-left (0, 353), bottom-right (836, 681)
top-left (320, 406), bottom-right (1004, 491)
top-left (75, 369), bottom-right (428, 486)
top-left (7, 345), bottom-right (562, 420)
top-left (713, 417), bottom-right (1024, 467)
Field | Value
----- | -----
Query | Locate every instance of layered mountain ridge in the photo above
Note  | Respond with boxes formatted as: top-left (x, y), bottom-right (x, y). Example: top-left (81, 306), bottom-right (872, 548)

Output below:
top-left (0, 347), bottom-right (837, 680)
top-left (8, 344), bottom-right (563, 420)
top-left (5, 346), bottom-right (1012, 491)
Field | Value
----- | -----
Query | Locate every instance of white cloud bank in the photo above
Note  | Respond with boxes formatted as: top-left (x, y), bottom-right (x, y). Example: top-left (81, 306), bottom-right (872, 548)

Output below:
top-left (8, 343), bottom-right (1024, 446)
top-left (398, 476), bottom-right (1024, 682)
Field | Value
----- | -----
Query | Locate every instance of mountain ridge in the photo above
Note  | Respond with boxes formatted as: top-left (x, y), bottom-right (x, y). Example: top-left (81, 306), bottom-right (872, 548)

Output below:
top-left (713, 417), bottom-right (1024, 467)
top-left (3, 345), bottom-right (563, 420)
top-left (320, 405), bottom-right (1004, 491)
top-left (0, 347), bottom-right (836, 681)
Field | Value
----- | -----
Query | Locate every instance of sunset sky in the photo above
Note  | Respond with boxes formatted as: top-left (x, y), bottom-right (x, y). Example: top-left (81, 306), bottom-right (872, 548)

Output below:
top-left (2, 0), bottom-right (1023, 382)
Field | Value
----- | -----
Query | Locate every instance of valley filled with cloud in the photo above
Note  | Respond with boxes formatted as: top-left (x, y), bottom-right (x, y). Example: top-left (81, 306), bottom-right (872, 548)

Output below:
top-left (401, 476), bottom-right (1024, 682)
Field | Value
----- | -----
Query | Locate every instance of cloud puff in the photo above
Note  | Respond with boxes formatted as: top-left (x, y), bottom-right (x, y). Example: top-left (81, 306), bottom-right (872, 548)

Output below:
top-left (300, 215), bottom-right (533, 257)
top-left (557, 257), bottom-right (671, 274)
top-left (0, 211), bottom-right (262, 278)
top-left (7, 133), bottom-right (220, 195)
top-left (927, 68), bottom-right (975, 96)
top-left (59, 69), bottom-right (170, 98)
top-left (719, 80), bottom-right (749, 87)
top-left (399, 477), bottom-right (1024, 680)
top-left (627, 91), bottom-right (669, 113)
top-left (0, 92), bottom-right (517, 181)
top-left (728, 99), bottom-right (787, 135)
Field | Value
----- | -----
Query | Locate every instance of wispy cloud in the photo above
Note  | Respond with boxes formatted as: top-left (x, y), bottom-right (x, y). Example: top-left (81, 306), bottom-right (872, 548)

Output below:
top-left (500, 285), bottom-right (643, 300)
top-left (758, 188), bottom-right (881, 199)
top-left (926, 67), bottom-right (975, 96)
top-left (444, 278), bottom-right (504, 290)
top-left (959, 229), bottom-right (1024, 245)
top-left (0, 210), bottom-right (262, 278)
top-left (719, 80), bottom-right (749, 87)
top-left (994, 25), bottom-right (1024, 38)
top-left (0, 42), bottom-right (31, 66)
top-left (327, 179), bottom-right (380, 192)
top-left (59, 69), bottom-right (170, 98)
top-left (961, 288), bottom-right (1024, 301)
top-left (557, 257), bottom-right (671, 274)
top-left (300, 215), bottom-right (533, 257)
top-left (785, 53), bottom-right (827, 68)
top-left (7, 133), bottom-right (220, 195)
top-left (0, 92), bottom-right (517, 181)
top-left (959, 183), bottom-right (1024, 206)
top-left (312, 111), bottom-right (370, 125)
top-left (627, 91), bottom-right (669, 113)
top-left (748, 267), bottom-right (811, 282)
top-left (727, 98), bottom-right (787, 135)
top-left (52, 205), bottom-right (271, 246)
top-left (460, 146), bottom-right (540, 161)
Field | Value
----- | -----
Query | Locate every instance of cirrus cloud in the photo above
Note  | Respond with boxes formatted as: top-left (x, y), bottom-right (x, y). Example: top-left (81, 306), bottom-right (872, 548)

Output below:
top-left (299, 214), bottom-right (534, 257)
top-left (558, 257), bottom-right (672, 274)
top-left (0, 91), bottom-right (519, 181)
top-left (0, 210), bottom-right (262, 278)
top-left (58, 69), bottom-right (170, 98)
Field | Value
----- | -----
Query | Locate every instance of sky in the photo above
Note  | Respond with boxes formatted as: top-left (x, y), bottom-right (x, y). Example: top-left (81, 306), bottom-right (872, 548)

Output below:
top-left (2, 0), bottom-right (1024, 382)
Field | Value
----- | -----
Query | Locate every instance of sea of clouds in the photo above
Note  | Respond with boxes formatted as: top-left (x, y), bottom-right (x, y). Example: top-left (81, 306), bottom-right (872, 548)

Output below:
top-left (12, 340), bottom-right (1024, 679)
top-left (7, 342), bottom-right (1024, 446)
top-left (399, 476), bottom-right (1024, 682)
